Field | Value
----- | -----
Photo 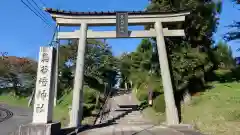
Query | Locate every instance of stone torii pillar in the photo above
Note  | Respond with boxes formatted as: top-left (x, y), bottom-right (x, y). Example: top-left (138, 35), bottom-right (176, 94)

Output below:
top-left (70, 23), bottom-right (88, 127)
top-left (155, 21), bottom-right (179, 124)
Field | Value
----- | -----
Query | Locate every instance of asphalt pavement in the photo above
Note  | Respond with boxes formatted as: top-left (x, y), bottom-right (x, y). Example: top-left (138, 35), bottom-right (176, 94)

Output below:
top-left (0, 104), bottom-right (32, 135)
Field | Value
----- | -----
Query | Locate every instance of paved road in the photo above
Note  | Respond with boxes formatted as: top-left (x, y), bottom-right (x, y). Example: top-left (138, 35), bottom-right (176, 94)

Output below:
top-left (0, 104), bottom-right (32, 135)
top-left (0, 107), bottom-right (13, 123)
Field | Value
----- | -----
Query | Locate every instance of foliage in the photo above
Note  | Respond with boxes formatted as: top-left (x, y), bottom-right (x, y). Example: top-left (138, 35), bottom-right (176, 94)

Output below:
top-left (53, 39), bottom-right (118, 120)
top-left (0, 56), bottom-right (37, 96)
top-left (214, 69), bottom-right (234, 82)
top-left (231, 66), bottom-right (240, 80)
top-left (148, 0), bottom-right (221, 89)
top-left (136, 87), bottom-right (149, 101)
top-left (153, 94), bottom-right (166, 113)
top-left (0, 39), bottom-right (117, 121)
top-left (224, 21), bottom-right (240, 41)
top-left (224, 0), bottom-right (240, 41)
top-left (58, 39), bottom-right (118, 96)
top-left (213, 41), bottom-right (235, 69)
top-left (118, 0), bottom-right (223, 105)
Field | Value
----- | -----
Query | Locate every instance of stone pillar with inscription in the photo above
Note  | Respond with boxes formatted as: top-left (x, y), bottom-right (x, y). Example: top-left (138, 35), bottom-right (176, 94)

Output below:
top-left (15, 47), bottom-right (61, 135)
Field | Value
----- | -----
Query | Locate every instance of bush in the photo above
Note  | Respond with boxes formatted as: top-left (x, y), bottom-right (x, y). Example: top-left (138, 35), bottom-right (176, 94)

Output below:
top-left (214, 69), bottom-right (234, 82)
top-left (231, 66), bottom-right (240, 81)
top-left (58, 86), bottom-right (99, 107)
top-left (153, 94), bottom-right (165, 113)
top-left (136, 91), bottom-right (148, 101)
top-left (83, 104), bottom-right (95, 117)
top-left (83, 86), bottom-right (98, 104)
top-left (136, 87), bottom-right (149, 101)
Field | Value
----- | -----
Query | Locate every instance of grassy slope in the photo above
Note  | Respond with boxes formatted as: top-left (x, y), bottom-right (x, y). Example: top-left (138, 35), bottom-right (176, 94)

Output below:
top-left (139, 82), bottom-right (240, 135)
top-left (182, 82), bottom-right (240, 135)
top-left (141, 107), bottom-right (165, 124)
top-left (0, 94), bottom-right (28, 106)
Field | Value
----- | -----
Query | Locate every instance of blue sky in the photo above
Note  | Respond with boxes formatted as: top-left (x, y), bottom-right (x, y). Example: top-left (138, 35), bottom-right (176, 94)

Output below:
top-left (0, 0), bottom-right (239, 59)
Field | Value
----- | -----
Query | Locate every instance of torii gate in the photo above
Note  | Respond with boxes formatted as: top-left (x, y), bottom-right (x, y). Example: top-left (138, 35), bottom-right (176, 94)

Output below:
top-left (45, 8), bottom-right (190, 127)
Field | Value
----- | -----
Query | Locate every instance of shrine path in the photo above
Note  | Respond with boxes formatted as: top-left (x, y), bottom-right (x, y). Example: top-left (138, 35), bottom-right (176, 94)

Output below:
top-left (0, 104), bottom-right (32, 135)
top-left (78, 90), bottom-right (204, 135)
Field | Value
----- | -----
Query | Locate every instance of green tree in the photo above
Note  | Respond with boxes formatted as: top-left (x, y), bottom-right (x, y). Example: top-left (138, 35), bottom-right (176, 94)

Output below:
top-left (224, 0), bottom-right (240, 41)
top-left (0, 56), bottom-right (37, 96)
top-left (118, 1), bottom-right (222, 109)
top-left (147, 0), bottom-right (221, 89)
top-left (58, 39), bottom-right (118, 95)
top-left (213, 41), bottom-right (235, 69)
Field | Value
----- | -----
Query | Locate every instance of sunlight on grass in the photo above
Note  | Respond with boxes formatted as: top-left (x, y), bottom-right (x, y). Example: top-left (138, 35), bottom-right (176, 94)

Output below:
top-left (136, 82), bottom-right (240, 134)
top-left (182, 82), bottom-right (240, 135)
top-left (142, 107), bottom-right (165, 124)
top-left (0, 94), bottom-right (28, 107)
top-left (133, 88), bottom-right (166, 124)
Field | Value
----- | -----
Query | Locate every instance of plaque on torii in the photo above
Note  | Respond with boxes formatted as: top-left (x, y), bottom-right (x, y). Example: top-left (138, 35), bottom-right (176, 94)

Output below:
top-left (116, 12), bottom-right (128, 37)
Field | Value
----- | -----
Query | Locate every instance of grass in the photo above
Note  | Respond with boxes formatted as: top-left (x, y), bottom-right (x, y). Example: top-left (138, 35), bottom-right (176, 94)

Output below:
top-left (133, 88), bottom-right (166, 124)
top-left (182, 82), bottom-right (240, 135)
top-left (0, 94), bottom-right (28, 107)
top-left (141, 107), bottom-right (165, 124)
top-left (136, 82), bottom-right (240, 135)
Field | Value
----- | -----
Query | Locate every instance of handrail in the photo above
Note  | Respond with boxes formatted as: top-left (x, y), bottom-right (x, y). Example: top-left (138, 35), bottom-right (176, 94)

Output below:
top-left (93, 86), bottom-right (113, 125)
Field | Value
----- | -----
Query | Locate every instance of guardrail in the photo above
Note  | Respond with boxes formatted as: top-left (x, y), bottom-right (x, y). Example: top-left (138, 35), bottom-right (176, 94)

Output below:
top-left (93, 86), bottom-right (113, 125)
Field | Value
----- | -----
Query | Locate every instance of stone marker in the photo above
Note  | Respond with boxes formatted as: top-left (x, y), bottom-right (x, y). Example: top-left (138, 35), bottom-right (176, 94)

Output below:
top-left (15, 47), bottom-right (61, 135)
top-left (33, 47), bottom-right (55, 124)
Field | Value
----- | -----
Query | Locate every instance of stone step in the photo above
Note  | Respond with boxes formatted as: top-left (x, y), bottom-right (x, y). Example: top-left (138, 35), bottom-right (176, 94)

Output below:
top-left (116, 121), bottom-right (151, 124)
top-left (116, 122), bottom-right (152, 125)
top-left (117, 119), bottom-right (146, 122)
top-left (78, 125), bottom-right (185, 135)
top-left (122, 115), bottom-right (143, 119)
top-left (118, 119), bottom-right (147, 122)
top-left (115, 120), bottom-right (152, 124)
top-left (124, 113), bottom-right (143, 116)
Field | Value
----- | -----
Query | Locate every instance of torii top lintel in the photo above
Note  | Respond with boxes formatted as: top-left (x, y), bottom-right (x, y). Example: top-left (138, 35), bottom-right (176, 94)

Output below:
top-left (44, 8), bottom-right (190, 26)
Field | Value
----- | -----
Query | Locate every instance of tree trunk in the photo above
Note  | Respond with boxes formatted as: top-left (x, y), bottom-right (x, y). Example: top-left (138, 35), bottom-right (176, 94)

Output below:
top-left (124, 82), bottom-right (128, 90)
top-left (95, 93), bottom-right (99, 110)
top-left (129, 80), bottom-right (133, 88)
top-left (183, 89), bottom-right (191, 104)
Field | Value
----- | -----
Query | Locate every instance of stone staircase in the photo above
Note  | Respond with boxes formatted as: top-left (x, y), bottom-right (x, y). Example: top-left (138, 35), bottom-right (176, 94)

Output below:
top-left (114, 109), bottom-right (152, 125)
top-left (96, 90), bottom-right (151, 125)
top-left (78, 90), bottom-right (204, 135)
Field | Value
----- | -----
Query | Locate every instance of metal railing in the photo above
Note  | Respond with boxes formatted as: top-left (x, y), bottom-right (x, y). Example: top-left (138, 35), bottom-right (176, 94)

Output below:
top-left (93, 85), bottom-right (113, 125)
